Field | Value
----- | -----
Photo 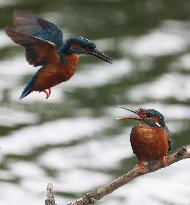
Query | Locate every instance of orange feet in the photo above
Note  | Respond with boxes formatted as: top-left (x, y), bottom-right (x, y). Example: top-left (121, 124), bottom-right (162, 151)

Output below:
top-left (139, 161), bottom-right (144, 174)
top-left (162, 155), bottom-right (168, 167)
top-left (42, 88), bottom-right (51, 99)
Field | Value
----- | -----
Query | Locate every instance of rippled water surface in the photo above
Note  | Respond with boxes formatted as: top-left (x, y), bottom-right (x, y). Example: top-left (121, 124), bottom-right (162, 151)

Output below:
top-left (0, 1), bottom-right (190, 205)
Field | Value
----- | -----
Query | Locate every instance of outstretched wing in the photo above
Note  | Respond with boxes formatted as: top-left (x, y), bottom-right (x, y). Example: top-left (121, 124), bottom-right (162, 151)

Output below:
top-left (13, 9), bottom-right (64, 50)
top-left (6, 28), bottom-right (60, 67)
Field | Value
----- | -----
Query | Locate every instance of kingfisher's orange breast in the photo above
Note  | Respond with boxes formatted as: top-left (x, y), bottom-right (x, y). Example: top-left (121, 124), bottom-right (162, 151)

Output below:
top-left (130, 123), bottom-right (169, 161)
top-left (32, 54), bottom-right (79, 91)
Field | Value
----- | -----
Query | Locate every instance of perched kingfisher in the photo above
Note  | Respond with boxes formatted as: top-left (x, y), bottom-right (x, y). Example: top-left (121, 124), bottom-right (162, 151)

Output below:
top-left (115, 106), bottom-right (171, 174)
top-left (6, 10), bottom-right (112, 99)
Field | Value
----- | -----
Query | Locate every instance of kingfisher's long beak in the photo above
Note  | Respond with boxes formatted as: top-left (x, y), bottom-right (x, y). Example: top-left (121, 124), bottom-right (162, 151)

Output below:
top-left (114, 106), bottom-right (143, 121)
top-left (114, 117), bottom-right (143, 121)
top-left (86, 48), bottom-right (112, 64)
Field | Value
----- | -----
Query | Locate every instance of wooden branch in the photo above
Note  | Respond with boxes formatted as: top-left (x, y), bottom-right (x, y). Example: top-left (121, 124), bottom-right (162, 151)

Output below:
top-left (45, 183), bottom-right (56, 205)
top-left (44, 147), bottom-right (190, 205)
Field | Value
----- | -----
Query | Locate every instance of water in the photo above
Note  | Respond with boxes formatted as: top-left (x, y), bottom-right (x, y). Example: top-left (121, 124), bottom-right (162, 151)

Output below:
top-left (0, 1), bottom-right (190, 205)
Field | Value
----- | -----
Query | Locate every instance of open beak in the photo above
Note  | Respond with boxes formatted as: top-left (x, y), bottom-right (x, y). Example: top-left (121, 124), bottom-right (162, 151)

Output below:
top-left (114, 106), bottom-right (143, 121)
top-left (86, 48), bottom-right (112, 64)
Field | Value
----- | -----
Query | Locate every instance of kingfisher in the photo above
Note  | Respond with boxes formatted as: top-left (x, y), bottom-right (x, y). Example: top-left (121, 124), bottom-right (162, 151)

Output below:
top-left (115, 106), bottom-right (171, 174)
top-left (6, 10), bottom-right (112, 99)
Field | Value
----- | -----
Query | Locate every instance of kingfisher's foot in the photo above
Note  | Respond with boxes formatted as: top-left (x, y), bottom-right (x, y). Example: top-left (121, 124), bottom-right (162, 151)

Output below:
top-left (162, 156), bottom-right (168, 166)
top-left (139, 161), bottom-right (144, 174)
top-left (42, 88), bottom-right (51, 99)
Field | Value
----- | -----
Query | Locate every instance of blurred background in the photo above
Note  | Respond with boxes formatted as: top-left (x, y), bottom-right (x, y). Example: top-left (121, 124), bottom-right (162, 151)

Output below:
top-left (0, 0), bottom-right (190, 205)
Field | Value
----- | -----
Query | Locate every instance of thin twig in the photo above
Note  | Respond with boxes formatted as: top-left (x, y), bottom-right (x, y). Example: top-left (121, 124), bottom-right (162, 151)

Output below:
top-left (44, 147), bottom-right (190, 205)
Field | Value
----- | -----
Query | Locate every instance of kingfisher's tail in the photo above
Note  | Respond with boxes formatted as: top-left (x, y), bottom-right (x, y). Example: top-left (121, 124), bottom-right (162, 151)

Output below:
top-left (20, 73), bottom-right (38, 99)
top-left (20, 90), bottom-right (31, 99)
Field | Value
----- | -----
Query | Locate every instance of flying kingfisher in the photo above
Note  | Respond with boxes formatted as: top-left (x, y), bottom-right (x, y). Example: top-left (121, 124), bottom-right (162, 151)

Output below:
top-left (6, 10), bottom-right (112, 99)
top-left (115, 106), bottom-right (171, 174)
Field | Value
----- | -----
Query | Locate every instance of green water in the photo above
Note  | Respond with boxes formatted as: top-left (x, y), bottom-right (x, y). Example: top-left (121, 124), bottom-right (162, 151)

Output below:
top-left (0, 1), bottom-right (190, 205)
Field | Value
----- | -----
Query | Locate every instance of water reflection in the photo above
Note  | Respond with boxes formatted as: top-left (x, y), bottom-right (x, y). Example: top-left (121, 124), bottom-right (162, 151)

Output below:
top-left (0, 1), bottom-right (190, 205)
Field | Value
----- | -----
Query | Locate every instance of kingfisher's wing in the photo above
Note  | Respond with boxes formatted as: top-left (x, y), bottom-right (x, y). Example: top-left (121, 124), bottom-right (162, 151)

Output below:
top-left (164, 126), bottom-right (172, 152)
top-left (13, 9), bottom-right (64, 50)
top-left (6, 28), bottom-right (61, 67)
top-left (168, 139), bottom-right (172, 152)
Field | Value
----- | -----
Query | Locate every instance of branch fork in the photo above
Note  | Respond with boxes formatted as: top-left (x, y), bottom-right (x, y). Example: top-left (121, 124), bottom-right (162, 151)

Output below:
top-left (45, 147), bottom-right (190, 205)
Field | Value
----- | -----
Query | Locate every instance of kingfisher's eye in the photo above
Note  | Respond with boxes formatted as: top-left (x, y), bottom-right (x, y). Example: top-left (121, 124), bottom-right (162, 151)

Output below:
top-left (82, 46), bottom-right (90, 52)
top-left (146, 113), bottom-right (152, 118)
top-left (137, 109), bottom-right (147, 118)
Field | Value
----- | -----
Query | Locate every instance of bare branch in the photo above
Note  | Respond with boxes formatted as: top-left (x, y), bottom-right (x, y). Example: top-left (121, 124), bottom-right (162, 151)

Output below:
top-left (44, 147), bottom-right (190, 205)
top-left (45, 183), bottom-right (56, 205)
